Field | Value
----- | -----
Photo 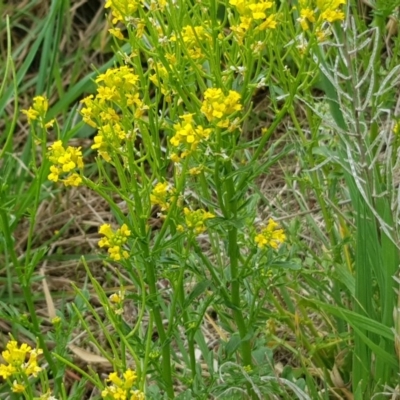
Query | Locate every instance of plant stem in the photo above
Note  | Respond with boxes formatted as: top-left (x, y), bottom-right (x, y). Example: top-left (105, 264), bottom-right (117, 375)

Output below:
top-left (224, 162), bottom-right (256, 399)
top-left (141, 247), bottom-right (174, 398)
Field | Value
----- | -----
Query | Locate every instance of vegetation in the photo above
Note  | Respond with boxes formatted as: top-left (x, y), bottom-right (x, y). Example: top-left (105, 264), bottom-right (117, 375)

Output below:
top-left (1, 0), bottom-right (400, 398)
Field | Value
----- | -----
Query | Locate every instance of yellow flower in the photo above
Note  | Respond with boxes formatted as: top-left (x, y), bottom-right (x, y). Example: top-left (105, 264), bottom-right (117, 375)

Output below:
top-left (149, 62), bottom-right (170, 96)
top-left (122, 369), bottom-right (137, 388)
top-left (102, 369), bottom-right (143, 400)
top-left (32, 95), bottom-right (48, 114)
top-left (170, 114), bottom-right (212, 149)
top-left (320, 9), bottom-right (344, 23)
top-left (90, 122), bottom-right (128, 162)
top-left (21, 107), bottom-right (39, 122)
top-left (150, 182), bottom-right (174, 211)
top-left (109, 246), bottom-right (123, 261)
top-left (80, 95), bottom-right (99, 128)
top-left (0, 364), bottom-right (15, 379)
top-left (63, 173), bottom-right (82, 187)
top-left (229, 0), bottom-right (247, 15)
top-left (21, 95), bottom-right (49, 124)
top-left (109, 291), bottom-right (124, 304)
top-left (51, 316), bottom-right (61, 325)
top-left (108, 371), bottom-right (124, 387)
top-left (105, 0), bottom-right (139, 25)
top-left (91, 134), bottom-right (111, 162)
top-left (99, 224), bottom-right (114, 240)
top-left (255, 219), bottom-right (286, 249)
top-left (181, 207), bottom-right (215, 235)
top-left (45, 119), bottom-right (55, 129)
top-left (170, 153), bottom-right (181, 163)
top-left (229, 0), bottom-right (277, 33)
top-left (297, 0), bottom-right (345, 33)
top-left (259, 14), bottom-right (278, 30)
top-left (98, 224), bottom-right (131, 261)
top-left (12, 381), bottom-right (25, 393)
top-left (109, 28), bottom-right (124, 40)
top-left (298, 7), bottom-right (315, 30)
top-left (171, 25), bottom-right (211, 59)
top-left (248, 2), bottom-right (273, 19)
top-left (0, 340), bottom-right (42, 379)
top-left (96, 66), bottom-right (139, 93)
top-left (48, 165), bottom-right (60, 182)
top-left (189, 166), bottom-right (202, 175)
top-left (47, 141), bottom-right (84, 187)
top-left (201, 88), bottom-right (242, 127)
top-left (2, 341), bottom-right (31, 365)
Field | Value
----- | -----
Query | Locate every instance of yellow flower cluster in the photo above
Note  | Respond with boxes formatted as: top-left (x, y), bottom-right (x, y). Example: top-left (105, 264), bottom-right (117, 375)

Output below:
top-left (47, 140), bottom-right (84, 187)
top-left (255, 219), bottom-right (286, 249)
top-left (229, 0), bottom-right (278, 40)
top-left (98, 224), bottom-right (131, 261)
top-left (298, 0), bottom-right (346, 37)
top-left (80, 66), bottom-right (145, 162)
top-left (21, 95), bottom-right (48, 124)
top-left (171, 25), bottom-right (210, 60)
top-left (105, 0), bottom-right (166, 30)
top-left (101, 369), bottom-right (144, 400)
top-left (109, 290), bottom-right (125, 315)
top-left (149, 61), bottom-right (171, 99)
top-left (95, 66), bottom-right (140, 102)
top-left (0, 340), bottom-right (42, 384)
top-left (150, 182), bottom-right (175, 211)
top-left (170, 114), bottom-right (212, 151)
top-left (177, 208), bottom-right (215, 235)
top-left (105, 0), bottom-right (139, 25)
top-left (201, 88), bottom-right (242, 128)
top-left (91, 122), bottom-right (126, 162)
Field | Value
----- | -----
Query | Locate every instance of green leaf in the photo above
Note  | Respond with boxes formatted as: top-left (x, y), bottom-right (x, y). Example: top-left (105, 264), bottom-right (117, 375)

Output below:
top-left (184, 280), bottom-right (212, 308)
top-left (269, 260), bottom-right (302, 270)
top-left (225, 333), bottom-right (241, 356)
top-left (303, 298), bottom-right (394, 341)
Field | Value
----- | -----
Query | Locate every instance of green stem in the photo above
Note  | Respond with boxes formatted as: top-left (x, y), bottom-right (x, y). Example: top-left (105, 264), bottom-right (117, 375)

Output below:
top-left (228, 224), bottom-right (252, 368)
top-left (224, 167), bottom-right (251, 354)
top-left (224, 164), bottom-right (256, 399)
top-left (166, 245), bottom-right (197, 380)
top-left (178, 270), bottom-right (197, 380)
top-left (141, 244), bottom-right (174, 398)
top-left (142, 312), bottom-right (154, 391)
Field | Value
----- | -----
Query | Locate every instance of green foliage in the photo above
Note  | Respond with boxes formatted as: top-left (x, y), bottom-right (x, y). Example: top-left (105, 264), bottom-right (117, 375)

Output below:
top-left (1, 0), bottom-right (400, 399)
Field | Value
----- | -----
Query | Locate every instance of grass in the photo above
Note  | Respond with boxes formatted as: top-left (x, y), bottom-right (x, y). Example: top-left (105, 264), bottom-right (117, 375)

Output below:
top-left (1, 0), bottom-right (400, 399)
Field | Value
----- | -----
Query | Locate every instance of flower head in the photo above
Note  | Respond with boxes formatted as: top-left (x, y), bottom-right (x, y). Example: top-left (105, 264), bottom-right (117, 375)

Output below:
top-left (177, 207), bottom-right (215, 235)
top-left (255, 219), bottom-right (286, 249)
top-left (297, 0), bottom-right (346, 34)
top-left (12, 381), bottom-right (25, 393)
top-left (150, 182), bottom-right (175, 211)
top-left (201, 88), bottom-right (242, 128)
top-left (105, 0), bottom-right (139, 25)
top-left (0, 340), bottom-right (43, 380)
top-left (171, 25), bottom-right (211, 59)
top-left (229, 0), bottom-right (277, 36)
top-left (21, 95), bottom-right (49, 124)
top-left (98, 224), bottom-right (131, 261)
top-left (170, 114), bottom-right (212, 150)
top-left (47, 141), bottom-right (84, 186)
top-left (101, 369), bottom-right (144, 400)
